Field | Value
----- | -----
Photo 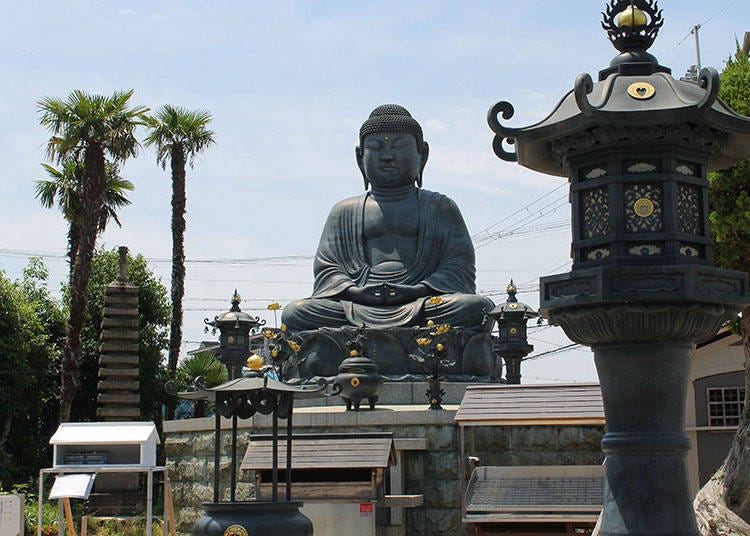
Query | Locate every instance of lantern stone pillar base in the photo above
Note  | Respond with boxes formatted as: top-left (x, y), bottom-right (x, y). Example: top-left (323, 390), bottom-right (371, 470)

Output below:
top-left (193, 501), bottom-right (312, 536)
top-left (542, 270), bottom-right (744, 536)
top-left (594, 342), bottom-right (696, 536)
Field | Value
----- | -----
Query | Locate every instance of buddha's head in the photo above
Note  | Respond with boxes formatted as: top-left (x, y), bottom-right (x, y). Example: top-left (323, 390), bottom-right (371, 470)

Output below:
top-left (356, 104), bottom-right (430, 190)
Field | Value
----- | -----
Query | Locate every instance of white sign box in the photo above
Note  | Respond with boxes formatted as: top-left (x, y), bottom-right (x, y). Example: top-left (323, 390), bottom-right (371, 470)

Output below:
top-left (0, 494), bottom-right (23, 536)
top-left (50, 422), bottom-right (158, 468)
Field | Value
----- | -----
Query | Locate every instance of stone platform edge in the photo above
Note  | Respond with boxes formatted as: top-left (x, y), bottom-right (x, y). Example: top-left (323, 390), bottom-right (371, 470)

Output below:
top-left (163, 404), bottom-right (458, 434)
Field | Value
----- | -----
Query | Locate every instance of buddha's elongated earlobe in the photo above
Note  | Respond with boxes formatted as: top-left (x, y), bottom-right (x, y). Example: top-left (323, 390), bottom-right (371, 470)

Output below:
top-left (417, 141), bottom-right (429, 188)
top-left (355, 146), bottom-right (368, 190)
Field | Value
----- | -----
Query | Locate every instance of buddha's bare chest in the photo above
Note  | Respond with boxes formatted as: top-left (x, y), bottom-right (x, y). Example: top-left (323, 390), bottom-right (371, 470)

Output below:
top-left (362, 197), bottom-right (419, 267)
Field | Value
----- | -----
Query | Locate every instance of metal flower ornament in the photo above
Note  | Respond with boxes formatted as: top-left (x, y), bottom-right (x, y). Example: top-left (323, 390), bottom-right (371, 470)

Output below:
top-left (411, 319), bottom-right (457, 410)
top-left (258, 324), bottom-right (305, 381)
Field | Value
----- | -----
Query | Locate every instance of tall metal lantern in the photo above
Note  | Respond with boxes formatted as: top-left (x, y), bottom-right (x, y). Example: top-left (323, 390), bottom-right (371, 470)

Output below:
top-left (487, 1), bottom-right (750, 535)
top-left (205, 290), bottom-right (266, 379)
top-left (487, 280), bottom-right (539, 384)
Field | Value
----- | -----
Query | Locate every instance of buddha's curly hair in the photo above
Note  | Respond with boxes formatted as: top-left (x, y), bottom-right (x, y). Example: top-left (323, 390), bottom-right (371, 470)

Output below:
top-left (359, 104), bottom-right (424, 146)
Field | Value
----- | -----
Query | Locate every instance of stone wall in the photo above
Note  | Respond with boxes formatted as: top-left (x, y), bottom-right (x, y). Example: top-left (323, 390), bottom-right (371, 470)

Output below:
top-left (164, 407), bottom-right (604, 535)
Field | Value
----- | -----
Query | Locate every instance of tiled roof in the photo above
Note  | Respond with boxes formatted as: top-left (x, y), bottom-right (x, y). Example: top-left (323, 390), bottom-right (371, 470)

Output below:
top-left (465, 465), bottom-right (604, 523)
top-left (241, 432), bottom-right (396, 470)
top-left (455, 383), bottom-right (604, 426)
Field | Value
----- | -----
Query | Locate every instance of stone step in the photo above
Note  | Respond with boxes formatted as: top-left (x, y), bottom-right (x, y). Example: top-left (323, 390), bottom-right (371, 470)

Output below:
top-left (99, 329), bottom-right (139, 341)
top-left (101, 317), bottom-right (139, 329)
top-left (100, 341), bottom-right (139, 353)
top-left (99, 354), bottom-right (139, 366)
top-left (98, 367), bottom-right (139, 378)
top-left (105, 283), bottom-right (139, 294)
top-left (104, 294), bottom-right (138, 307)
top-left (98, 380), bottom-right (139, 391)
top-left (98, 393), bottom-right (140, 404)
top-left (96, 407), bottom-right (141, 419)
top-left (102, 306), bottom-right (139, 318)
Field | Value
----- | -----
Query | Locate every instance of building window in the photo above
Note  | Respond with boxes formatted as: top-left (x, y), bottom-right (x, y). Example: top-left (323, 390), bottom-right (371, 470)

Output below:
top-left (707, 387), bottom-right (746, 427)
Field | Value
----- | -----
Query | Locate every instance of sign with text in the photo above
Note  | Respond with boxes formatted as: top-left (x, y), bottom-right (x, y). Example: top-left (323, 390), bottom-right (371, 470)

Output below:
top-left (49, 474), bottom-right (96, 500)
top-left (359, 502), bottom-right (373, 517)
top-left (0, 494), bottom-right (23, 536)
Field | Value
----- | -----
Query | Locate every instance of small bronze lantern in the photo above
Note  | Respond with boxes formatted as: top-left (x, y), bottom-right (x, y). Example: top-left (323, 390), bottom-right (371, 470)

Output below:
top-left (487, 1), bottom-right (750, 534)
top-left (205, 290), bottom-right (266, 379)
top-left (177, 375), bottom-right (328, 536)
top-left (487, 280), bottom-right (539, 384)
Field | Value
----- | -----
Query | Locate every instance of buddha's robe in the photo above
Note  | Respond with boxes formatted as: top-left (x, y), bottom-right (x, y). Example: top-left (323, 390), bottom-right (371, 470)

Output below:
top-left (282, 189), bottom-right (493, 330)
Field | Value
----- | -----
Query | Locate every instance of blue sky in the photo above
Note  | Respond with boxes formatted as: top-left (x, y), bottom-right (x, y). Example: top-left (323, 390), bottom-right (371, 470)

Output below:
top-left (1, 0), bottom-right (746, 383)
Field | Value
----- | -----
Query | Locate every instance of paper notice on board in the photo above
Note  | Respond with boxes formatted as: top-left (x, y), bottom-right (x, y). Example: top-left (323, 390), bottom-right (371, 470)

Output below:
top-left (49, 474), bottom-right (96, 500)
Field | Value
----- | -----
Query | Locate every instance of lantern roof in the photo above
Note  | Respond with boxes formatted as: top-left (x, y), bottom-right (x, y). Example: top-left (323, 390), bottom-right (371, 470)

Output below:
top-left (177, 375), bottom-right (328, 401)
top-left (488, 0), bottom-right (750, 176)
top-left (205, 289), bottom-right (265, 329)
top-left (488, 280), bottom-right (539, 319)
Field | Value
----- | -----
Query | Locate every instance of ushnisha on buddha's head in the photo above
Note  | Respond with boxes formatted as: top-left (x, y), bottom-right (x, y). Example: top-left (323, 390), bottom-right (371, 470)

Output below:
top-left (356, 104), bottom-right (430, 190)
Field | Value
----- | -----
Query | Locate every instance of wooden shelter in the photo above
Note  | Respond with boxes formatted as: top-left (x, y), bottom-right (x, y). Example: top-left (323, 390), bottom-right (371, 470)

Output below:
top-left (242, 432), bottom-right (396, 501)
top-left (455, 384), bottom-right (606, 535)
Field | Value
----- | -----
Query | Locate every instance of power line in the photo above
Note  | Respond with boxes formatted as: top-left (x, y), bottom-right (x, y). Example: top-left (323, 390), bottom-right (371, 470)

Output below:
top-left (471, 182), bottom-right (568, 238)
top-left (658, 0), bottom-right (741, 60)
top-left (523, 343), bottom-right (583, 362)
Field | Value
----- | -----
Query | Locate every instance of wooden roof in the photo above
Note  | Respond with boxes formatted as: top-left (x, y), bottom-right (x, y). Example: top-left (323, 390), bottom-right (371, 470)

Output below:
top-left (241, 433), bottom-right (396, 471)
top-left (454, 383), bottom-right (605, 426)
top-left (464, 465), bottom-right (604, 524)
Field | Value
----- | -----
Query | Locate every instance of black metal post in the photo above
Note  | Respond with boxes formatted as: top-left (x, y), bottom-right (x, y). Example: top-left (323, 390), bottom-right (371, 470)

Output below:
top-left (230, 413), bottom-right (238, 502)
top-left (213, 408), bottom-right (220, 503)
top-left (272, 407), bottom-right (279, 502)
top-left (286, 408), bottom-right (293, 502)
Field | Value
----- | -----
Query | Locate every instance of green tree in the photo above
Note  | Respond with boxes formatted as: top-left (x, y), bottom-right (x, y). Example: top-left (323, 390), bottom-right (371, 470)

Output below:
top-left (63, 248), bottom-right (171, 424)
top-left (34, 159), bottom-right (134, 282)
top-left (694, 42), bottom-right (750, 534)
top-left (144, 105), bottom-right (215, 403)
top-left (0, 260), bottom-right (65, 488)
top-left (37, 89), bottom-right (148, 422)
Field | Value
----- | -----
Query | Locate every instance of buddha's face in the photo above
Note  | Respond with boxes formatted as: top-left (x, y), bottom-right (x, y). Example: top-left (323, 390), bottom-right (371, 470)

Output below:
top-left (360, 131), bottom-right (423, 189)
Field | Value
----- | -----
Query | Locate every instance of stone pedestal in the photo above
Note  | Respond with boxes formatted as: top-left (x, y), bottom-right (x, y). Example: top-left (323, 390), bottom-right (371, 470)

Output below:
top-left (292, 326), bottom-right (495, 380)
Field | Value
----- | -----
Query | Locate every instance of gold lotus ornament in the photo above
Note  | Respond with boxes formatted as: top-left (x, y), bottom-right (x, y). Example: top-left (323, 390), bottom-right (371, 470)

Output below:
top-left (262, 329), bottom-right (276, 340)
top-left (435, 324), bottom-right (450, 335)
top-left (288, 341), bottom-right (301, 352)
top-left (267, 302), bottom-right (281, 311)
top-left (349, 349), bottom-right (359, 357)
top-left (429, 296), bottom-right (444, 305)
top-left (416, 337), bottom-right (432, 347)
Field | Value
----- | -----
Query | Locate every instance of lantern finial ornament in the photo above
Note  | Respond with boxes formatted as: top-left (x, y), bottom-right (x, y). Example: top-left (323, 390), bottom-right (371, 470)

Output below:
top-left (601, 0), bottom-right (663, 54)
top-left (230, 289), bottom-right (241, 312)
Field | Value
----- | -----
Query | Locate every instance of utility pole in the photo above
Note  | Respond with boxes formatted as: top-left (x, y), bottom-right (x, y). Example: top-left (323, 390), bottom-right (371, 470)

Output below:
top-left (691, 24), bottom-right (702, 73)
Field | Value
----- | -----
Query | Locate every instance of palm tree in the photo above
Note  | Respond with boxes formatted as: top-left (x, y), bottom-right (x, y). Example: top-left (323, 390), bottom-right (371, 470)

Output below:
top-left (37, 89), bottom-right (148, 422)
top-left (144, 105), bottom-right (215, 391)
top-left (175, 351), bottom-right (227, 417)
top-left (35, 159), bottom-right (134, 283)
